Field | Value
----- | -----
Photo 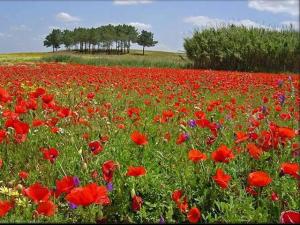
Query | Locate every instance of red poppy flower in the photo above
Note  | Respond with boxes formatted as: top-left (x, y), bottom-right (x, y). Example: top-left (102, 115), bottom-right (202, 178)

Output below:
top-left (247, 171), bottom-right (272, 187)
top-left (280, 211), bottom-right (300, 224)
top-left (131, 131), bottom-right (148, 145)
top-left (211, 145), bottom-right (235, 163)
top-left (245, 186), bottom-right (258, 196)
top-left (19, 171), bottom-right (29, 180)
top-left (36, 200), bottom-right (56, 217)
top-left (66, 183), bottom-right (110, 207)
top-left (32, 87), bottom-right (46, 98)
top-left (235, 131), bottom-right (249, 144)
top-left (177, 196), bottom-right (189, 213)
top-left (176, 133), bottom-right (188, 145)
top-left (55, 176), bottom-right (77, 197)
top-left (42, 94), bottom-right (54, 104)
top-left (102, 160), bottom-right (118, 183)
top-left (0, 87), bottom-right (11, 103)
top-left (188, 149), bottom-right (207, 163)
top-left (212, 168), bottom-right (231, 189)
top-left (0, 200), bottom-right (13, 217)
top-left (271, 192), bottom-right (279, 201)
top-left (280, 163), bottom-right (300, 179)
top-left (23, 182), bottom-right (51, 203)
top-left (247, 143), bottom-right (263, 160)
top-left (132, 195), bottom-right (143, 212)
top-left (57, 107), bottom-right (71, 118)
top-left (126, 166), bottom-right (146, 177)
top-left (0, 130), bottom-right (6, 144)
top-left (187, 207), bottom-right (201, 224)
top-left (87, 92), bottom-right (95, 99)
top-left (127, 107), bottom-right (140, 119)
top-left (278, 127), bottom-right (296, 139)
top-left (41, 148), bottom-right (59, 164)
top-left (172, 189), bottom-right (183, 203)
top-left (32, 119), bottom-right (45, 127)
top-left (88, 141), bottom-right (103, 155)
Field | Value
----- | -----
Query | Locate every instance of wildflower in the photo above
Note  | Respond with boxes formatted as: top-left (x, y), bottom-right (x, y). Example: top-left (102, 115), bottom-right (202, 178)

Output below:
top-left (131, 131), bottom-right (148, 145)
top-left (126, 166), bottom-right (146, 177)
top-left (66, 183), bottom-right (110, 207)
top-left (248, 171), bottom-right (272, 187)
top-left (0, 200), bottom-right (13, 217)
top-left (132, 195), bottom-right (143, 212)
top-left (188, 149), bottom-right (207, 163)
top-left (36, 200), bottom-right (56, 217)
top-left (187, 207), bottom-right (201, 224)
top-left (213, 168), bottom-right (231, 189)
top-left (211, 145), bottom-right (235, 163)
top-left (23, 182), bottom-right (51, 203)
top-left (280, 163), bottom-right (299, 179)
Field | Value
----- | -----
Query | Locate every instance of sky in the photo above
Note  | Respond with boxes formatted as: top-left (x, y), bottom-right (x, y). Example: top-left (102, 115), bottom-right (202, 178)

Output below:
top-left (0, 0), bottom-right (299, 53)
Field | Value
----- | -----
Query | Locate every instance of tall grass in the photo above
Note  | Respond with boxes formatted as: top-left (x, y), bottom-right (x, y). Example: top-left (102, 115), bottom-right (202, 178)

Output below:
top-left (40, 53), bottom-right (191, 69)
top-left (184, 25), bottom-right (300, 73)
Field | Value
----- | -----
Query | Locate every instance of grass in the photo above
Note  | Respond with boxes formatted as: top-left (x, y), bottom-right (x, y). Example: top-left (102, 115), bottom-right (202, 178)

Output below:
top-left (0, 52), bottom-right (48, 65)
top-left (0, 50), bottom-right (192, 68)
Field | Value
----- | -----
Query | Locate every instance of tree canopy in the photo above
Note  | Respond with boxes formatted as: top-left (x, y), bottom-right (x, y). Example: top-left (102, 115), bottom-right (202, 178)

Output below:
top-left (137, 30), bottom-right (158, 55)
top-left (43, 24), bottom-right (157, 55)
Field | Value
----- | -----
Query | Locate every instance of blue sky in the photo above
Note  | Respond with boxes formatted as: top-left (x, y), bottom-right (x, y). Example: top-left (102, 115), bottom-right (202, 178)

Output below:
top-left (0, 0), bottom-right (299, 53)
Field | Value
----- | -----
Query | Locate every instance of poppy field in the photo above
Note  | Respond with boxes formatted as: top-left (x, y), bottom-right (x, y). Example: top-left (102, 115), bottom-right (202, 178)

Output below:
top-left (0, 63), bottom-right (299, 223)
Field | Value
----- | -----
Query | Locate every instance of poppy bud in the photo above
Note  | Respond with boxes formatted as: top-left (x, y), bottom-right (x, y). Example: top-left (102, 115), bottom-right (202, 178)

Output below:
top-left (16, 184), bottom-right (23, 191)
top-left (132, 195), bottom-right (143, 212)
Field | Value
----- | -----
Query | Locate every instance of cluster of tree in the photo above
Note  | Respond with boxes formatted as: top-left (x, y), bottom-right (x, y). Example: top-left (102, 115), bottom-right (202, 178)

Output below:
top-left (44, 24), bottom-right (158, 55)
top-left (184, 25), bottom-right (300, 72)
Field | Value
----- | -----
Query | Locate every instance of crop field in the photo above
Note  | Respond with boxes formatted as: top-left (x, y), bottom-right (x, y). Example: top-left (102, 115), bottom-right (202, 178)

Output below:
top-left (0, 63), bottom-right (299, 223)
top-left (0, 51), bottom-right (190, 68)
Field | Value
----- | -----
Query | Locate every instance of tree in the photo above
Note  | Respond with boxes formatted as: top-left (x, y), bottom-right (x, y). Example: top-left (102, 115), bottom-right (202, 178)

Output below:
top-left (43, 29), bottom-right (62, 52)
top-left (137, 30), bottom-right (158, 55)
top-left (62, 30), bottom-right (74, 51)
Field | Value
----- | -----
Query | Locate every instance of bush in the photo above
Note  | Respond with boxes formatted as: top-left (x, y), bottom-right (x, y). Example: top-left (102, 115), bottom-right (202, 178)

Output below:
top-left (184, 25), bottom-right (300, 73)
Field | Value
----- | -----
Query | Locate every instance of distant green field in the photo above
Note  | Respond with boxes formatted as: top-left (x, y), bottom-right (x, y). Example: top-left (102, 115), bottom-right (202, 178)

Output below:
top-left (0, 52), bottom-right (48, 65)
top-left (0, 50), bottom-right (191, 68)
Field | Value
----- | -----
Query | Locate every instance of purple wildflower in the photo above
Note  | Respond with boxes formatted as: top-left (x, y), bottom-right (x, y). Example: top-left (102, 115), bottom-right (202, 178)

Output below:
top-left (278, 94), bottom-right (285, 106)
top-left (159, 215), bottom-right (165, 224)
top-left (73, 176), bottom-right (80, 187)
top-left (188, 119), bottom-right (197, 128)
top-left (277, 80), bottom-right (284, 87)
top-left (107, 182), bottom-right (113, 192)
top-left (69, 202), bottom-right (77, 209)
top-left (183, 133), bottom-right (189, 141)
top-left (261, 105), bottom-right (267, 114)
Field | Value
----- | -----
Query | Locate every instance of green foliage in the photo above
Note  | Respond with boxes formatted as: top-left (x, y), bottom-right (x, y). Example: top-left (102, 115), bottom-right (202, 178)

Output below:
top-left (44, 29), bottom-right (63, 52)
top-left (137, 30), bottom-right (158, 55)
top-left (44, 24), bottom-right (155, 55)
top-left (184, 25), bottom-right (300, 73)
top-left (40, 50), bottom-right (190, 68)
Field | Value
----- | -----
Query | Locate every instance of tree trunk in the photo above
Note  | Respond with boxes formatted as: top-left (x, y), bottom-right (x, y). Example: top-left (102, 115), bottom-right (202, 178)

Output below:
top-left (52, 46), bottom-right (54, 53)
top-left (143, 46), bottom-right (145, 55)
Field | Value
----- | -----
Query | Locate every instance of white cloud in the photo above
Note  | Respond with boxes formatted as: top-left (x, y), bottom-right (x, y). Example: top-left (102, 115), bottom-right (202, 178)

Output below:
top-left (56, 12), bottom-right (80, 22)
top-left (113, 0), bottom-right (152, 5)
top-left (280, 21), bottom-right (299, 30)
top-left (248, 0), bottom-right (299, 16)
top-left (10, 24), bottom-right (32, 32)
top-left (128, 22), bottom-right (151, 30)
top-left (184, 16), bottom-right (269, 29)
